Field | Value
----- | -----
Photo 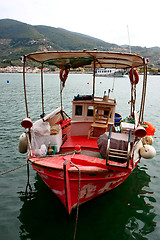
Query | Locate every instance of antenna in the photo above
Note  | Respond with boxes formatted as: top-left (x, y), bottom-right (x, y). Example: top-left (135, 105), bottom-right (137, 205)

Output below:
top-left (127, 25), bottom-right (131, 53)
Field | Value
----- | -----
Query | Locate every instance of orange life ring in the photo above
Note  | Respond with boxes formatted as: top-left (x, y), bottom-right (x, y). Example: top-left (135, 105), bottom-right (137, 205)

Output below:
top-left (129, 68), bottom-right (139, 84)
top-left (60, 69), bottom-right (69, 86)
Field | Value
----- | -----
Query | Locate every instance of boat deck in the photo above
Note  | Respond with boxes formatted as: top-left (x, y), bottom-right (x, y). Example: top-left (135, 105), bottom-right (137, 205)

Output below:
top-left (60, 127), bottom-right (99, 152)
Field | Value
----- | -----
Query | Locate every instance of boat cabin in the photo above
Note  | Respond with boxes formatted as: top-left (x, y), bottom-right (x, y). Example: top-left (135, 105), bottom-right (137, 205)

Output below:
top-left (71, 95), bottom-right (116, 136)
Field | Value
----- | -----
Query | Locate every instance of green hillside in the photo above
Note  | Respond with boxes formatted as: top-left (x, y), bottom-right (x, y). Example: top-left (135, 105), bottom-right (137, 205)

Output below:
top-left (0, 19), bottom-right (42, 39)
top-left (0, 18), bottom-right (160, 68)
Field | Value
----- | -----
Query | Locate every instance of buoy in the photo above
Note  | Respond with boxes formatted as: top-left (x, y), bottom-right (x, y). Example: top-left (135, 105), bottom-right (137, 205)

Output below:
top-left (7, 80), bottom-right (9, 83)
top-left (100, 82), bottom-right (102, 84)
top-left (134, 126), bottom-right (147, 138)
top-left (21, 118), bottom-right (33, 129)
top-left (75, 145), bottom-right (81, 153)
top-left (18, 133), bottom-right (28, 153)
top-left (143, 122), bottom-right (155, 136)
top-left (142, 136), bottom-right (153, 145)
top-left (140, 145), bottom-right (156, 159)
top-left (87, 82), bottom-right (89, 84)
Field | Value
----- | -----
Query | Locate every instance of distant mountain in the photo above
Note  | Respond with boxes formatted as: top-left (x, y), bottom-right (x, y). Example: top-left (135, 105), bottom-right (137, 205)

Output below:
top-left (0, 19), bottom-right (42, 39)
top-left (0, 18), bottom-right (160, 67)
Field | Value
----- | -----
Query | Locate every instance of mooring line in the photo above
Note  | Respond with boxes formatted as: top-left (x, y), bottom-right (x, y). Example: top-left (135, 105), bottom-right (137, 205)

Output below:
top-left (0, 150), bottom-right (76, 177)
top-left (0, 162), bottom-right (31, 176)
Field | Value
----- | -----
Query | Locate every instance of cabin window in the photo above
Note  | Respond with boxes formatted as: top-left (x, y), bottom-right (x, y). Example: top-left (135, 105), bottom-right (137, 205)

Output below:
top-left (104, 110), bottom-right (112, 118)
top-left (75, 105), bottom-right (83, 116)
top-left (87, 106), bottom-right (94, 116)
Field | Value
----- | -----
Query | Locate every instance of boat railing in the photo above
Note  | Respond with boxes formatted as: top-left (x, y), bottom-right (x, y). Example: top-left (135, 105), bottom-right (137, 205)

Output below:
top-left (106, 126), bottom-right (133, 170)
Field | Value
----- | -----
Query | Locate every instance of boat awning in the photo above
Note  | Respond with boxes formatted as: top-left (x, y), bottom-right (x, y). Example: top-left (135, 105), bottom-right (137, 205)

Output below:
top-left (24, 51), bottom-right (145, 69)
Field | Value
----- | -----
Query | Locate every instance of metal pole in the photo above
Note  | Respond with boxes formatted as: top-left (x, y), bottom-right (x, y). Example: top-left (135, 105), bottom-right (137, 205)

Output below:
top-left (41, 63), bottom-right (45, 116)
top-left (130, 83), bottom-right (133, 116)
top-left (139, 61), bottom-right (147, 123)
top-left (60, 78), bottom-right (64, 120)
top-left (23, 56), bottom-right (29, 117)
top-left (93, 58), bottom-right (96, 101)
top-left (141, 63), bottom-right (147, 122)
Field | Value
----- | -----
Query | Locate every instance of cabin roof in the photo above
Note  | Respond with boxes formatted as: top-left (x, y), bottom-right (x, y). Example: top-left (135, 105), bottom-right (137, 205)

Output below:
top-left (24, 51), bottom-right (145, 69)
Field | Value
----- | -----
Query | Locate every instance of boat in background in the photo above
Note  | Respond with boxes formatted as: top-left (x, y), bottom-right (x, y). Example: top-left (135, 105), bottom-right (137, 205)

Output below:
top-left (19, 51), bottom-right (156, 214)
top-left (96, 68), bottom-right (126, 77)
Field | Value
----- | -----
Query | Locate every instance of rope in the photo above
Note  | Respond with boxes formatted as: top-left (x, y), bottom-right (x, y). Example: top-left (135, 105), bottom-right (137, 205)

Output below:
top-left (25, 160), bottom-right (32, 196)
top-left (1, 149), bottom-right (81, 240)
top-left (0, 162), bottom-right (30, 176)
top-left (70, 153), bottom-right (81, 240)
top-left (0, 151), bottom-right (75, 176)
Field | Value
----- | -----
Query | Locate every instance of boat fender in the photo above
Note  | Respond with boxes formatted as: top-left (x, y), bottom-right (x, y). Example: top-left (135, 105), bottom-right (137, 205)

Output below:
top-left (129, 68), bottom-right (139, 84)
top-left (142, 136), bottom-right (153, 145)
top-left (18, 133), bottom-right (28, 153)
top-left (140, 144), bottom-right (156, 159)
top-left (143, 121), bottom-right (155, 136)
top-left (60, 69), bottom-right (69, 87)
top-left (74, 145), bottom-right (81, 154)
top-left (21, 117), bottom-right (33, 129)
top-left (134, 126), bottom-right (147, 138)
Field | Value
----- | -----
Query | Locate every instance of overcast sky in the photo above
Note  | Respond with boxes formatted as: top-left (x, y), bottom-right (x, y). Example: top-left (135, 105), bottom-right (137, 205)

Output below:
top-left (0, 0), bottom-right (160, 48)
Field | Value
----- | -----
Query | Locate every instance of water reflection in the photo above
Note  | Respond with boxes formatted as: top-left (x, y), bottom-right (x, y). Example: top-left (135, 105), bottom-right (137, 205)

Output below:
top-left (18, 165), bottom-right (157, 240)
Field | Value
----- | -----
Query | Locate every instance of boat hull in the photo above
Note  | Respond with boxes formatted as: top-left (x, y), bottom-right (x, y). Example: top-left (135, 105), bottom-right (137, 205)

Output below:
top-left (31, 158), bottom-right (132, 214)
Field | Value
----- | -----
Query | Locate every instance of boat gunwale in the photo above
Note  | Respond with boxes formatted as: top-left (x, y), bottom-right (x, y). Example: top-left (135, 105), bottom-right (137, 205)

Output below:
top-left (29, 155), bottom-right (133, 174)
top-left (31, 159), bottom-right (130, 177)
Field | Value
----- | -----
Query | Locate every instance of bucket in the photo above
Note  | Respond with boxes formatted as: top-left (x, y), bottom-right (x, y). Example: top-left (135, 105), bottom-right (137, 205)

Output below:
top-left (114, 113), bottom-right (122, 126)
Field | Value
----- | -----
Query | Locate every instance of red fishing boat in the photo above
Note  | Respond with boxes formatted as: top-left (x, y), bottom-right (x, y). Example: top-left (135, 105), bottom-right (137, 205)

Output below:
top-left (19, 51), bottom-right (156, 214)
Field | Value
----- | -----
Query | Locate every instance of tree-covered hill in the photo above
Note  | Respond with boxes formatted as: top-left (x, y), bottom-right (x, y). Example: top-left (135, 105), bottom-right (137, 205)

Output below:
top-left (0, 18), bottom-right (160, 68)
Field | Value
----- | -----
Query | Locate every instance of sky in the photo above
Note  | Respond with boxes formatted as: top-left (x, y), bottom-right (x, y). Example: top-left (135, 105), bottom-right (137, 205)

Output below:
top-left (0, 0), bottom-right (160, 48)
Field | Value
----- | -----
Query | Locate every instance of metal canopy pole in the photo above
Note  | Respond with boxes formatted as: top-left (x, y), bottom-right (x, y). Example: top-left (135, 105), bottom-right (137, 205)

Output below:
top-left (93, 58), bottom-right (96, 101)
top-left (130, 81), bottom-right (133, 116)
top-left (41, 63), bottom-right (45, 117)
top-left (60, 78), bottom-right (64, 120)
top-left (23, 56), bottom-right (29, 117)
top-left (139, 61), bottom-right (147, 123)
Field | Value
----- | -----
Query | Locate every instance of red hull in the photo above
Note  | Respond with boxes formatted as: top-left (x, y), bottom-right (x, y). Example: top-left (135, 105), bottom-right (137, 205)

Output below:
top-left (30, 153), bottom-right (137, 214)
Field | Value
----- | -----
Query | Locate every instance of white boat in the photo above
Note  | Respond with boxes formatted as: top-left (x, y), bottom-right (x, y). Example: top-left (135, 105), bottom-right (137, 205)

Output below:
top-left (96, 68), bottom-right (126, 77)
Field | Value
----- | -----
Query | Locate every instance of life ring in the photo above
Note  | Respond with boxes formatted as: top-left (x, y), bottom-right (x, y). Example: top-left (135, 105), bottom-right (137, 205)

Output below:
top-left (129, 68), bottom-right (139, 84)
top-left (60, 69), bottom-right (69, 86)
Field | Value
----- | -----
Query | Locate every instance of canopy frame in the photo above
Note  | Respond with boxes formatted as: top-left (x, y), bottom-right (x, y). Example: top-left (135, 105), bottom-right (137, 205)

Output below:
top-left (22, 51), bottom-right (147, 122)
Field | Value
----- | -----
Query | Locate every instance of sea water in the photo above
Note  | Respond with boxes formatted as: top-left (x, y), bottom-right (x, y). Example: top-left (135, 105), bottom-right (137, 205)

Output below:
top-left (0, 73), bottom-right (160, 240)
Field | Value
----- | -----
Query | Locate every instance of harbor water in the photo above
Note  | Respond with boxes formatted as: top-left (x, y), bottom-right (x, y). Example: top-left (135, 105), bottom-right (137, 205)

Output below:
top-left (0, 73), bottom-right (160, 240)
